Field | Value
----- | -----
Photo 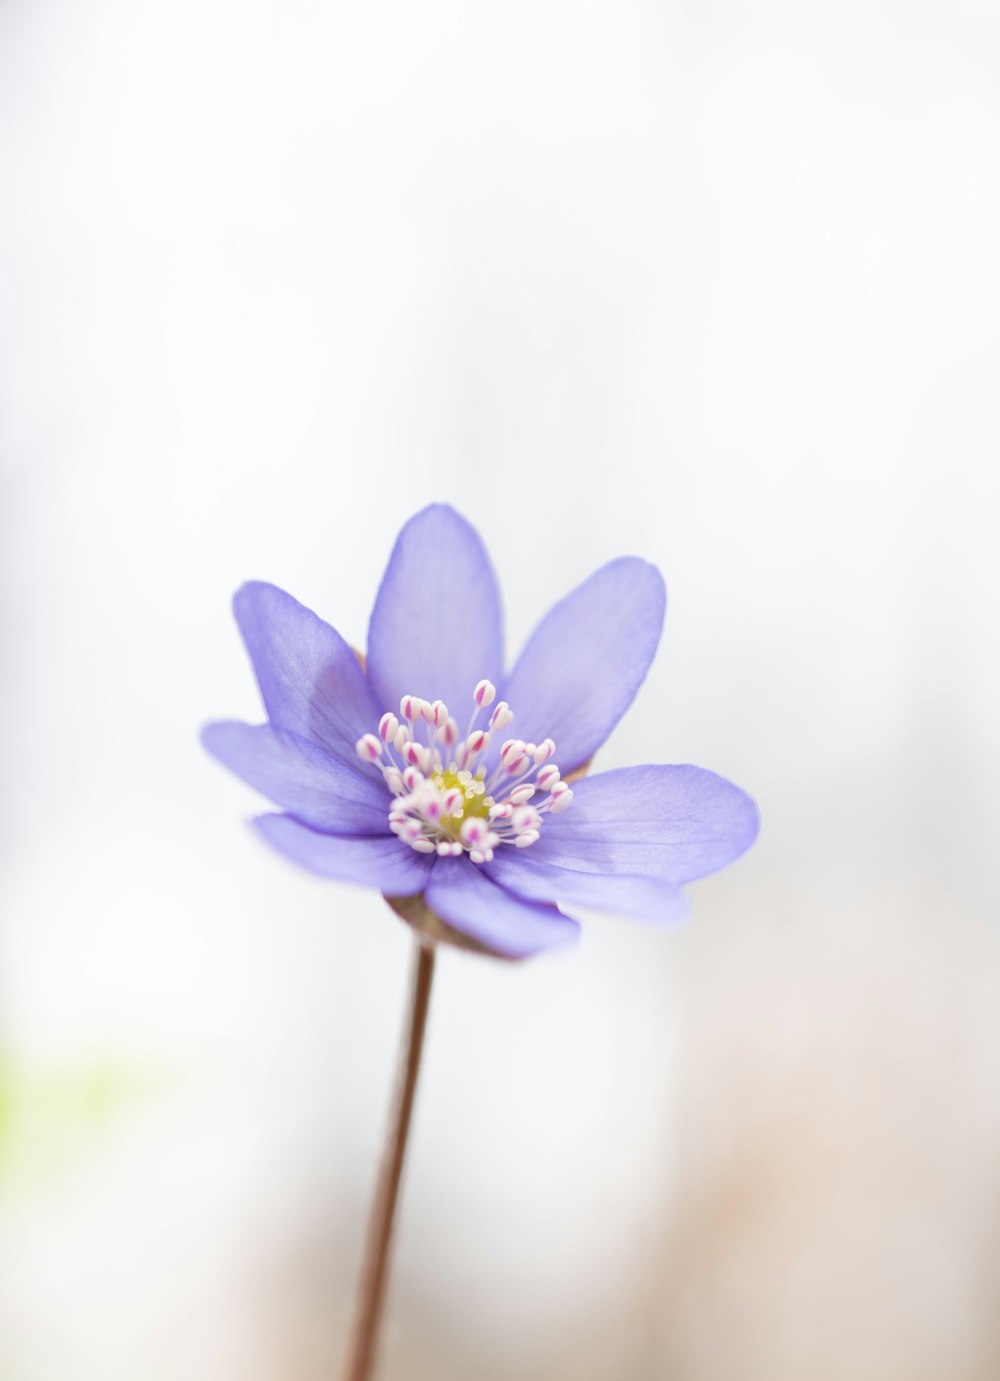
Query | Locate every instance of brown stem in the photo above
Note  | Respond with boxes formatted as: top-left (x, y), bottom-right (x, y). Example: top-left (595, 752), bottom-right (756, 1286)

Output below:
top-left (342, 938), bottom-right (437, 1381)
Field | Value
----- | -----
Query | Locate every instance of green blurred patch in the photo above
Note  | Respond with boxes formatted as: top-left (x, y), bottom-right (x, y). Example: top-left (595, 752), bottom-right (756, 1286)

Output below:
top-left (0, 1054), bottom-right (165, 1199)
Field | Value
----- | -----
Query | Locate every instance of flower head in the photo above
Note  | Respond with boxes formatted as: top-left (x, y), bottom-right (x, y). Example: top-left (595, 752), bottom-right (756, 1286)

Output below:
top-left (202, 505), bottom-right (758, 959)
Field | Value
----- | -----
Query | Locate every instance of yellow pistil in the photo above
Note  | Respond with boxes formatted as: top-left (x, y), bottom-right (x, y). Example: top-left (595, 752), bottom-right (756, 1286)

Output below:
top-left (431, 767), bottom-right (494, 838)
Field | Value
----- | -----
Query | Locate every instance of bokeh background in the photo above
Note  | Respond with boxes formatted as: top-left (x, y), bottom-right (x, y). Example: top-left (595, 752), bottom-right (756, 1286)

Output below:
top-left (2, 1), bottom-right (999, 1377)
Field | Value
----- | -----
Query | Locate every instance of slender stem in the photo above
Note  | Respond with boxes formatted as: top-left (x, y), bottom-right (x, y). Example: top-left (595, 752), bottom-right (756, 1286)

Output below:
top-left (342, 938), bottom-right (437, 1381)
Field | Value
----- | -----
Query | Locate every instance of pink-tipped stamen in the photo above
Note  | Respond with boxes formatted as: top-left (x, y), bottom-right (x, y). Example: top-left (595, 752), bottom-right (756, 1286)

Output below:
top-left (356, 677), bottom-right (573, 863)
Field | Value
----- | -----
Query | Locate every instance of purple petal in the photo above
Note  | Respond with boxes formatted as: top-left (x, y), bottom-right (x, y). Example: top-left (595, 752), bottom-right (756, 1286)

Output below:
top-left (253, 814), bottom-right (432, 893)
top-left (499, 558), bottom-right (666, 774)
top-left (485, 852), bottom-right (691, 924)
top-left (425, 858), bottom-right (580, 958)
top-left (526, 764), bottom-right (760, 884)
top-left (366, 505), bottom-right (504, 719)
top-left (202, 721), bottom-right (391, 835)
top-left (234, 582), bottom-right (380, 771)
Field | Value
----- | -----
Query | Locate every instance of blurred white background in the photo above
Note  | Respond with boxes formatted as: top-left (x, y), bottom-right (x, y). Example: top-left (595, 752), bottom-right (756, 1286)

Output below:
top-left (2, 1), bottom-right (999, 1377)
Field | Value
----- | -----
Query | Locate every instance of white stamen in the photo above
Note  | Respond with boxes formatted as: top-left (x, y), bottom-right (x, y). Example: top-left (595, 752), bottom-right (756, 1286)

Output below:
top-left (403, 741), bottom-right (427, 769)
top-left (490, 702), bottom-right (513, 730)
top-left (474, 679), bottom-right (496, 708)
top-left (356, 733), bottom-right (382, 763)
top-left (461, 818), bottom-right (488, 847)
top-left (499, 738), bottom-right (523, 764)
top-left (378, 712), bottom-right (398, 743)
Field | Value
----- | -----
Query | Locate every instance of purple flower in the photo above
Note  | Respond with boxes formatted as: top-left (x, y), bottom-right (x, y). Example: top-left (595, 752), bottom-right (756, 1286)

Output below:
top-left (202, 505), bottom-right (758, 959)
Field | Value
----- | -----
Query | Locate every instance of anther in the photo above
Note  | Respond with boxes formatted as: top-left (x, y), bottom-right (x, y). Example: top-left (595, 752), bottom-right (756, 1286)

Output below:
top-left (490, 702), bottom-right (513, 730)
top-left (474, 679), bottom-right (496, 708)
top-left (403, 741), bottom-right (427, 769)
top-left (536, 765), bottom-right (560, 792)
top-left (356, 734), bottom-right (382, 763)
top-left (461, 818), bottom-right (488, 847)
top-left (499, 739), bottom-right (524, 765)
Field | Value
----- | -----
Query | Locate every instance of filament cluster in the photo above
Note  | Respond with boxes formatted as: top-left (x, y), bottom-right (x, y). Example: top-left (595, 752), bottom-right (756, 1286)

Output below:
top-left (356, 680), bottom-right (573, 862)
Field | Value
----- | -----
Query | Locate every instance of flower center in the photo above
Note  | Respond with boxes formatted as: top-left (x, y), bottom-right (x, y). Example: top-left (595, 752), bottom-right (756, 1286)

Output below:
top-left (355, 679), bottom-right (573, 863)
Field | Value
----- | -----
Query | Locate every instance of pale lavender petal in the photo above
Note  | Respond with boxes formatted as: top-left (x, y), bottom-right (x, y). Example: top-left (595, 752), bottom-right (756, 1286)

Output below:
top-left (485, 852), bottom-right (691, 924)
top-left (234, 582), bottom-right (380, 771)
top-left (527, 764), bottom-right (759, 884)
top-left (366, 505), bottom-right (504, 718)
top-left (498, 558), bottom-right (666, 774)
top-left (425, 859), bottom-right (580, 958)
top-left (202, 721), bottom-right (390, 835)
top-left (253, 814), bottom-right (432, 893)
